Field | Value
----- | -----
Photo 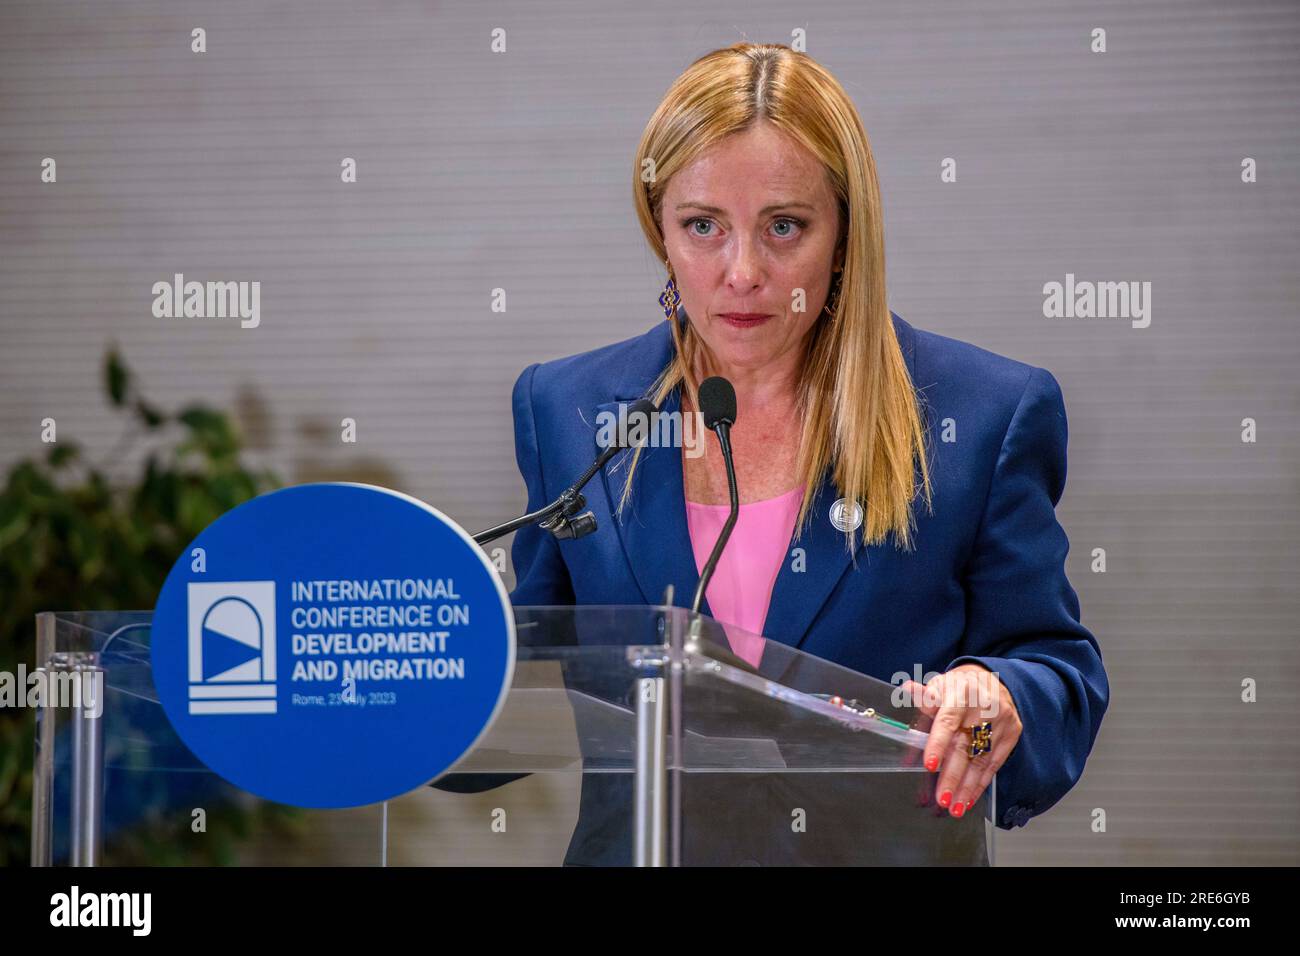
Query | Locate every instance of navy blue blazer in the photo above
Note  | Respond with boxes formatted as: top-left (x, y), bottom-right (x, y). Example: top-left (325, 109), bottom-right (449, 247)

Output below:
top-left (507, 310), bottom-right (1108, 832)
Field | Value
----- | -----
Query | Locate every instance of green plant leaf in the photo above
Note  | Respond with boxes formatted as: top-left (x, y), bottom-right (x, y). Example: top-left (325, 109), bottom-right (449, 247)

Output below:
top-left (134, 398), bottom-right (166, 428)
top-left (105, 348), bottom-right (130, 407)
top-left (47, 442), bottom-right (80, 468)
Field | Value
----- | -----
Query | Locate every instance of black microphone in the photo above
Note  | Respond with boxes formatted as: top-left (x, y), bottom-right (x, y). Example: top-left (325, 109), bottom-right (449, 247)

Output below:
top-left (474, 398), bottom-right (657, 545)
top-left (691, 376), bottom-right (739, 615)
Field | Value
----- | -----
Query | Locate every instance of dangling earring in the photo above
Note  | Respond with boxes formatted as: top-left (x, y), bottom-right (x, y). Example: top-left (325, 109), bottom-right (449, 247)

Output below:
top-left (823, 269), bottom-right (844, 317)
top-left (658, 258), bottom-right (681, 320)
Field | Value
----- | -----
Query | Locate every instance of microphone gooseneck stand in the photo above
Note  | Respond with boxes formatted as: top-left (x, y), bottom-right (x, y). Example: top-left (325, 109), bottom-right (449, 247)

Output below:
top-left (472, 398), bottom-right (657, 546)
top-left (675, 375), bottom-right (739, 867)
top-left (688, 376), bottom-right (740, 642)
top-left (689, 424), bottom-right (738, 616)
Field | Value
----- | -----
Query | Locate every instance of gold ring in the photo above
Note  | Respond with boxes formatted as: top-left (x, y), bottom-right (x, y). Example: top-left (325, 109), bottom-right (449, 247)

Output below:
top-left (968, 721), bottom-right (993, 757)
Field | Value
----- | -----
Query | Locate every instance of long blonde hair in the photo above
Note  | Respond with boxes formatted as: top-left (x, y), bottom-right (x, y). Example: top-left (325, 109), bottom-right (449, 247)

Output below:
top-left (621, 42), bottom-right (933, 553)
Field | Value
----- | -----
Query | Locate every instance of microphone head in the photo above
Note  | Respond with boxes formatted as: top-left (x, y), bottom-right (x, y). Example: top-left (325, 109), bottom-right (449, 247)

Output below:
top-left (698, 376), bottom-right (737, 430)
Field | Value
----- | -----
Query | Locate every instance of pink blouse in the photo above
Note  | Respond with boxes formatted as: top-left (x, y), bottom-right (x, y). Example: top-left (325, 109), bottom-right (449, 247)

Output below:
top-left (685, 485), bottom-right (803, 668)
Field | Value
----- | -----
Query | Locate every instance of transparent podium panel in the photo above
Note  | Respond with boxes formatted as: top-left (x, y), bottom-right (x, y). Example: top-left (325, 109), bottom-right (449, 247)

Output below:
top-left (32, 606), bottom-right (992, 866)
top-left (31, 612), bottom-right (385, 866)
top-left (666, 614), bottom-right (993, 866)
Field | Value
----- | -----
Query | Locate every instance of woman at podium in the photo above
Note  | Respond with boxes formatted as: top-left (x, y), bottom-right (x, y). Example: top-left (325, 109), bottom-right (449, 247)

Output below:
top-left (502, 42), bottom-right (1108, 864)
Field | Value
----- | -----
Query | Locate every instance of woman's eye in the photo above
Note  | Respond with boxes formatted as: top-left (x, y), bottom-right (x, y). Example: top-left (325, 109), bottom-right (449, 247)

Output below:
top-left (684, 217), bottom-right (714, 237)
top-left (772, 217), bottom-right (803, 238)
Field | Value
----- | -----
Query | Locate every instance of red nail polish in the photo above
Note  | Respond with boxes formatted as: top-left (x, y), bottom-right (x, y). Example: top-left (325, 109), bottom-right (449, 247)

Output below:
top-left (952, 802), bottom-right (966, 818)
top-left (925, 755), bottom-right (938, 772)
top-left (938, 790), bottom-right (952, 808)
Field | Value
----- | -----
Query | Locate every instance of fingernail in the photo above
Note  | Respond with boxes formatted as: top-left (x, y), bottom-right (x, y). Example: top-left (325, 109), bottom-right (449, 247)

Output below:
top-left (938, 790), bottom-right (952, 808)
top-left (924, 755), bottom-right (938, 772)
top-left (951, 802), bottom-right (966, 818)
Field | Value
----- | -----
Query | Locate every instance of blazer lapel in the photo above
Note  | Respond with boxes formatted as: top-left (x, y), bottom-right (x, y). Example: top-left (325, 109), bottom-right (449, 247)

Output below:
top-left (760, 469), bottom-right (864, 649)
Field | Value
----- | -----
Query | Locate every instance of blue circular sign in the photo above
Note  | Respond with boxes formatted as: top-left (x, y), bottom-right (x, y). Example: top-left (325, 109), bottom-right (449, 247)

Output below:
top-left (151, 482), bottom-right (515, 808)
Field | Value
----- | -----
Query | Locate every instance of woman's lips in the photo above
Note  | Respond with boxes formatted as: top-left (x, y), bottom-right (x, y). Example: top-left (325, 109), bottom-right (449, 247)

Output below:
top-left (717, 312), bottom-right (773, 328)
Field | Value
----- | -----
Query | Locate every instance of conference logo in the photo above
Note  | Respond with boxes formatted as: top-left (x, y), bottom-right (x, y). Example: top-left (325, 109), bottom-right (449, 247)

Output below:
top-left (187, 581), bottom-right (277, 715)
top-left (829, 498), bottom-right (864, 533)
top-left (151, 483), bottom-right (516, 808)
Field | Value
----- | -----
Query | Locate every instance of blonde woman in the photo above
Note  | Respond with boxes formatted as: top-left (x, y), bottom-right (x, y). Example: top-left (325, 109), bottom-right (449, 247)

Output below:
top-left (506, 43), bottom-right (1108, 864)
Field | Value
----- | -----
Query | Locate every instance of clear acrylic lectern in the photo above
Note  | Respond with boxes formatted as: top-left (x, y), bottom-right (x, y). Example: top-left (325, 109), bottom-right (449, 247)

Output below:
top-left (31, 606), bottom-right (993, 866)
